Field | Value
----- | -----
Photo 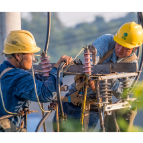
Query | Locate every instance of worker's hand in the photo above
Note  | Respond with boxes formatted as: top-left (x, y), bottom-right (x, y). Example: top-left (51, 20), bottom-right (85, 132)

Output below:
top-left (54, 55), bottom-right (73, 68)
top-left (88, 79), bottom-right (96, 91)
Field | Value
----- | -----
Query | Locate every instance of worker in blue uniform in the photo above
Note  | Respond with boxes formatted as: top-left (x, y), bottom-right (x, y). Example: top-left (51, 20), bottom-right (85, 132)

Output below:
top-left (0, 30), bottom-right (72, 132)
top-left (53, 21), bottom-right (143, 132)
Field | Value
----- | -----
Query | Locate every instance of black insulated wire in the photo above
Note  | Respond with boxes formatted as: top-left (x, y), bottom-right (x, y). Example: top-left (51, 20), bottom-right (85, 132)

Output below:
top-left (35, 61), bottom-right (65, 132)
top-left (56, 61), bottom-right (66, 118)
top-left (34, 12), bottom-right (51, 132)
top-left (136, 12), bottom-right (143, 58)
top-left (129, 12), bottom-right (143, 93)
top-left (35, 110), bottom-right (52, 132)
top-left (44, 12), bottom-right (51, 54)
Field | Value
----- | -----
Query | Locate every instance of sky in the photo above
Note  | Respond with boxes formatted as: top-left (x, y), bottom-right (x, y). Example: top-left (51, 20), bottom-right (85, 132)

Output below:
top-left (57, 12), bottom-right (129, 27)
top-left (21, 12), bottom-right (129, 27)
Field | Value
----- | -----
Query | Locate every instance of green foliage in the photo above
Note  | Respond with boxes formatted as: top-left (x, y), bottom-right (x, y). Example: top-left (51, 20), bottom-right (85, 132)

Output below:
top-left (21, 12), bottom-right (137, 63)
top-left (117, 81), bottom-right (143, 132)
top-left (132, 81), bottom-right (143, 111)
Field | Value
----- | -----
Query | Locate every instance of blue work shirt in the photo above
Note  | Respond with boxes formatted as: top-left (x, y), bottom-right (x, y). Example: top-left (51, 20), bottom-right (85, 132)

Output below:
top-left (92, 34), bottom-right (138, 98)
top-left (68, 34), bottom-right (137, 99)
top-left (0, 60), bottom-right (63, 127)
top-left (53, 34), bottom-right (138, 131)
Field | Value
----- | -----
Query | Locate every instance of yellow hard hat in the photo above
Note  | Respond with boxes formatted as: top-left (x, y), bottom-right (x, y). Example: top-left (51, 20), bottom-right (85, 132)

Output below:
top-left (3, 30), bottom-right (41, 54)
top-left (114, 21), bottom-right (143, 49)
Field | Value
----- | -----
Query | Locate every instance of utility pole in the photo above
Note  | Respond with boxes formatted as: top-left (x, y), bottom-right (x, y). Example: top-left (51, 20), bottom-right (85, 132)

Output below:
top-left (0, 12), bottom-right (21, 64)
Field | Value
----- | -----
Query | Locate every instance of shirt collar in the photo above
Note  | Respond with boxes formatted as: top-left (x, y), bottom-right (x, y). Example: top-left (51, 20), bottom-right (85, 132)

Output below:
top-left (110, 48), bottom-right (136, 63)
top-left (2, 60), bottom-right (17, 68)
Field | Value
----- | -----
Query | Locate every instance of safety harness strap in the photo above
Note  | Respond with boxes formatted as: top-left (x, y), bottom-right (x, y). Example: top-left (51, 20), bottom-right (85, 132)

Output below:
top-left (0, 67), bottom-right (27, 132)
top-left (98, 48), bottom-right (114, 64)
top-left (119, 54), bottom-right (138, 63)
top-left (0, 68), bottom-right (13, 79)
top-left (98, 48), bottom-right (138, 64)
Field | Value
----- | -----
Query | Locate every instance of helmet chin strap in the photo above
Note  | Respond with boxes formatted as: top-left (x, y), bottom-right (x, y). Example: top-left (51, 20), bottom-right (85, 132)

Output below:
top-left (132, 48), bottom-right (135, 53)
top-left (132, 47), bottom-right (139, 54)
top-left (12, 54), bottom-right (25, 68)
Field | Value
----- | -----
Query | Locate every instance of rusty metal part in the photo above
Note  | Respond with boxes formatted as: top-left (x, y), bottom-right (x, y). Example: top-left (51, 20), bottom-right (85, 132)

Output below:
top-left (32, 63), bottom-right (137, 75)
top-left (20, 109), bottom-right (38, 115)
top-left (0, 109), bottom-right (37, 121)
top-left (98, 72), bottom-right (138, 80)
top-left (60, 85), bottom-right (69, 91)
top-left (48, 100), bottom-right (58, 110)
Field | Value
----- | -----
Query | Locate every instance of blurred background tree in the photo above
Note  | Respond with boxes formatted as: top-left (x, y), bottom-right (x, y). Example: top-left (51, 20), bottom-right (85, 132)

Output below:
top-left (21, 12), bottom-right (137, 62)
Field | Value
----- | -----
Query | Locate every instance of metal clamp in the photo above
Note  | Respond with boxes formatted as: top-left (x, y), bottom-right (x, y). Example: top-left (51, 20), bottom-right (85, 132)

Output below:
top-left (103, 101), bottom-right (131, 112)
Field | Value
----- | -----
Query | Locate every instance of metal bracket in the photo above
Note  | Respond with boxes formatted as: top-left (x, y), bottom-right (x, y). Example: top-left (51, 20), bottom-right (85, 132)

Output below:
top-left (103, 101), bottom-right (131, 111)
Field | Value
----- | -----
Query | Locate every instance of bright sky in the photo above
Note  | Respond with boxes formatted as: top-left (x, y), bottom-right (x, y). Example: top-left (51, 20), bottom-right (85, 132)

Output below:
top-left (21, 12), bottom-right (129, 27)
top-left (57, 12), bottom-right (129, 27)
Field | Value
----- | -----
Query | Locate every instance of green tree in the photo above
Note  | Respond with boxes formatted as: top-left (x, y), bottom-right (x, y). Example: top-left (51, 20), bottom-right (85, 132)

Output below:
top-left (22, 12), bottom-right (137, 62)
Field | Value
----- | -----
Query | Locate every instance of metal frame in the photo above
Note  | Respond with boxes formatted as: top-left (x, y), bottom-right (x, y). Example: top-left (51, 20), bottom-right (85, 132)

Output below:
top-left (34, 12), bottom-right (143, 132)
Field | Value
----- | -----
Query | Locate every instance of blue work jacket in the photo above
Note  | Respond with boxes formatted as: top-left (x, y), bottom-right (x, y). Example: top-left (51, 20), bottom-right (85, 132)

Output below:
top-left (0, 61), bottom-right (63, 127)
top-left (53, 34), bottom-right (138, 131)
top-left (68, 34), bottom-right (138, 99)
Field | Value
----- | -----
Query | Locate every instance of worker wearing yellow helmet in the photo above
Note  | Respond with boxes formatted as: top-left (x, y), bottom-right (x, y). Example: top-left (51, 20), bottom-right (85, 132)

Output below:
top-left (0, 30), bottom-right (72, 132)
top-left (114, 21), bottom-right (143, 58)
top-left (53, 21), bottom-right (143, 132)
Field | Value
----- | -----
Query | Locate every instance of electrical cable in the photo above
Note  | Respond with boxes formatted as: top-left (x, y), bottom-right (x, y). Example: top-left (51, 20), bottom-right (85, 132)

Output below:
top-left (31, 12), bottom-right (52, 113)
top-left (136, 12), bottom-right (142, 59)
top-left (128, 12), bottom-right (143, 94)
top-left (0, 76), bottom-right (17, 115)
top-left (31, 56), bottom-right (50, 113)
top-left (56, 61), bottom-right (66, 118)
top-left (63, 47), bottom-right (85, 72)
top-left (35, 110), bottom-right (52, 132)
top-left (44, 12), bottom-right (51, 54)
top-left (41, 12), bottom-right (51, 132)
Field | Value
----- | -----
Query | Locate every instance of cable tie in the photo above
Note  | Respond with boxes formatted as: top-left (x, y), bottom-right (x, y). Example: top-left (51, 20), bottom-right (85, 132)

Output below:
top-left (68, 96), bottom-right (71, 103)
